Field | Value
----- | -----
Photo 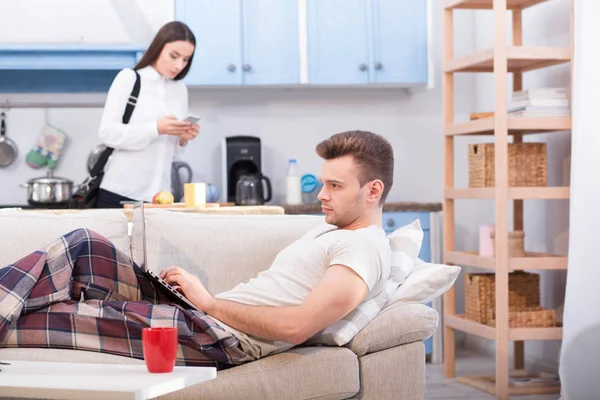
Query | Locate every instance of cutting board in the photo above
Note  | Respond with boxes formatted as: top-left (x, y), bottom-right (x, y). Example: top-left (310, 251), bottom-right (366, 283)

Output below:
top-left (122, 202), bottom-right (230, 209)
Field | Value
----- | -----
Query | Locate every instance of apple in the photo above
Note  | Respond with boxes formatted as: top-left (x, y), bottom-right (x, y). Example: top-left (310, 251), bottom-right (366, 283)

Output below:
top-left (152, 191), bottom-right (174, 205)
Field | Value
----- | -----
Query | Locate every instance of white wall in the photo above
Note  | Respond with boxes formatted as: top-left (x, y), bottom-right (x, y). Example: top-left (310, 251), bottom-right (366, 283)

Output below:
top-left (0, 0), bottom-right (173, 44)
top-left (0, 0), bottom-right (476, 206)
top-left (458, 0), bottom-right (572, 373)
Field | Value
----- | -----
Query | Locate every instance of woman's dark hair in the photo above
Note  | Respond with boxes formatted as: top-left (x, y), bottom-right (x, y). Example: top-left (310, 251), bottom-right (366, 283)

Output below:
top-left (134, 21), bottom-right (196, 80)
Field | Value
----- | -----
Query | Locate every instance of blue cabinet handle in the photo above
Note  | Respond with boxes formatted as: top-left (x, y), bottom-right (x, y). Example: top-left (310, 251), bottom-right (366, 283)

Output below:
top-left (243, 64), bottom-right (252, 72)
top-left (227, 64), bottom-right (236, 73)
top-left (358, 63), bottom-right (367, 71)
top-left (374, 62), bottom-right (383, 70)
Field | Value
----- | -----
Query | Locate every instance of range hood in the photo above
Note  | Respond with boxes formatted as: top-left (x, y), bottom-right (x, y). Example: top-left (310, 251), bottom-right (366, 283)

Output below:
top-left (0, 44), bottom-right (145, 93)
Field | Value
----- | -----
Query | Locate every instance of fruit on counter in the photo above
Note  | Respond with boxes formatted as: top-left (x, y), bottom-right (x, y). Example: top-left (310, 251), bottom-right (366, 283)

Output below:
top-left (152, 191), bottom-right (175, 204)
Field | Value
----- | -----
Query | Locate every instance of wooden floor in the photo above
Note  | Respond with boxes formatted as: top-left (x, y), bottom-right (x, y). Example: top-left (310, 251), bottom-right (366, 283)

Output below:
top-left (426, 352), bottom-right (560, 400)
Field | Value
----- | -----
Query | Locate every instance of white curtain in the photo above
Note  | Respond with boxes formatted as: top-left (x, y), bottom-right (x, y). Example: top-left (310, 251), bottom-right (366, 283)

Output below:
top-left (559, 1), bottom-right (600, 398)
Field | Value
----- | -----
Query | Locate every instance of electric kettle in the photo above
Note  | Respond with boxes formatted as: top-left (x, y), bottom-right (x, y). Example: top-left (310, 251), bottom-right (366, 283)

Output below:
top-left (235, 174), bottom-right (272, 205)
top-left (171, 161), bottom-right (193, 202)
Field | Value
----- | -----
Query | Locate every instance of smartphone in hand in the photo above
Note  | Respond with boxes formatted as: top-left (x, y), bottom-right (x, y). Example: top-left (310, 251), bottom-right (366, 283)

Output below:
top-left (184, 115), bottom-right (201, 124)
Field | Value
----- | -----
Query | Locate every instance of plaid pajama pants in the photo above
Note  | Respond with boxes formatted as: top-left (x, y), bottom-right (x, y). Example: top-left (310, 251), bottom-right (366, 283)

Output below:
top-left (0, 228), bottom-right (253, 369)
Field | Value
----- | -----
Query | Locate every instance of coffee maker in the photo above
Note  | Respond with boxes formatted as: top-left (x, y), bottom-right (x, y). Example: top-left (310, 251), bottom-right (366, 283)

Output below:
top-left (221, 136), bottom-right (263, 203)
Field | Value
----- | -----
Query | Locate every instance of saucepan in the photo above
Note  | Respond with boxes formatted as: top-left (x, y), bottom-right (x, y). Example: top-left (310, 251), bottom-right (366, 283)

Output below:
top-left (20, 170), bottom-right (76, 205)
top-left (0, 112), bottom-right (18, 167)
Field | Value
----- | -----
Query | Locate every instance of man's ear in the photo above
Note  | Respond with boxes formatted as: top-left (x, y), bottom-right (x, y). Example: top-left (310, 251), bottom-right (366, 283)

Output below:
top-left (368, 180), bottom-right (384, 203)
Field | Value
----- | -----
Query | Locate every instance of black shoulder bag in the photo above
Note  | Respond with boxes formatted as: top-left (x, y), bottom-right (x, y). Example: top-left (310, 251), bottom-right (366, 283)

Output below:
top-left (69, 71), bottom-right (141, 209)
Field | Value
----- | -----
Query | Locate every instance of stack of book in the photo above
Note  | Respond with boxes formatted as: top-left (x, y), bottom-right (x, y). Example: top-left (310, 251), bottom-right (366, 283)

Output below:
top-left (509, 87), bottom-right (570, 117)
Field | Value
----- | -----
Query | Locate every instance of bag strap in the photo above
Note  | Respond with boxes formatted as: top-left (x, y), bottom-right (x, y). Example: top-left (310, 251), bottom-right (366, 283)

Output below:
top-left (91, 70), bottom-right (141, 177)
top-left (122, 70), bottom-right (141, 124)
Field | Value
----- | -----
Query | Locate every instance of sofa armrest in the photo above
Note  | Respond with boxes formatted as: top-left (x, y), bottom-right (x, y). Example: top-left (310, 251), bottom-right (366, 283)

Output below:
top-left (345, 303), bottom-right (439, 357)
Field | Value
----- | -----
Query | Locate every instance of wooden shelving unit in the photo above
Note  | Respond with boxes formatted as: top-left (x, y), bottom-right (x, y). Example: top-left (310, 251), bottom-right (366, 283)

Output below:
top-left (442, 0), bottom-right (573, 398)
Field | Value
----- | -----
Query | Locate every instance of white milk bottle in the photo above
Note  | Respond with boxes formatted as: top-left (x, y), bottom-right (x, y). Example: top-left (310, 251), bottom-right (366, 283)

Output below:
top-left (285, 159), bottom-right (302, 205)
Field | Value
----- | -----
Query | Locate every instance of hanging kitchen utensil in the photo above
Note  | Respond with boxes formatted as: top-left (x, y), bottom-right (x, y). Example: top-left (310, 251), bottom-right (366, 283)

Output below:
top-left (0, 112), bottom-right (18, 167)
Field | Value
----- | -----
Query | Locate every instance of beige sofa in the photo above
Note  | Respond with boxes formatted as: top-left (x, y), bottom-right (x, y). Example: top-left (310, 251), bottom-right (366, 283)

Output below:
top-left (0, 209), bottom-right (439, 400)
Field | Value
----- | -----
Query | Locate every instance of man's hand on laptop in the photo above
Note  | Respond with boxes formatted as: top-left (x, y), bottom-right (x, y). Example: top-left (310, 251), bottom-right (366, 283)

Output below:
top-left (160, 266), bottom-right (214, 311)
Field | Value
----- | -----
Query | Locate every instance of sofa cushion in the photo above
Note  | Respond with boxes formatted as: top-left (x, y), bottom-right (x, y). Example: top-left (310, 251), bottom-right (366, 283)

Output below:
top-left (0, 346), bottom-right (359, 400)
top-left (306, 219), bottom-right (423, 347)
top-left (161, 347), bottom-right (359, 400)
top-left (345, 303), bottom-right (438, 357)
top-left (389, 259), bottom-right (461, 306)
top-left (0, 210), bottom-right (131, 268)
top-left (140, 211), bottom-right (324, 294)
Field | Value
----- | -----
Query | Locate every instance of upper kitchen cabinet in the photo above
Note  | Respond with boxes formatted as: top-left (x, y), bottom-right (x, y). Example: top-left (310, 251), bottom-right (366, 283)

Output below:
top-left (368, 0), bottom-right (428, 84)
top-left (175, 0), bottom-right (300, 86)
top-left (175, 0), bottom-right (243, 85)
top-left (306, 0), bottom-right (370, 85)
top-left (306, 0), bottom-right (429, 86)
top-left (242, 0), bottom-right (300, 85)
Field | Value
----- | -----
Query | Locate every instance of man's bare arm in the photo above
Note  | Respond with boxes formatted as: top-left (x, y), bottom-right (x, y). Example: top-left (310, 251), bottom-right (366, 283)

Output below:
top-left (202, 265), bottom-right (368, 345)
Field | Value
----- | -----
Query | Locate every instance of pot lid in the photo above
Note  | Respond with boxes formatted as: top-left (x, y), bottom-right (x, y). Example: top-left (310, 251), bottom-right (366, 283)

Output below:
top-left (27, 170), bottom-right (73, 185)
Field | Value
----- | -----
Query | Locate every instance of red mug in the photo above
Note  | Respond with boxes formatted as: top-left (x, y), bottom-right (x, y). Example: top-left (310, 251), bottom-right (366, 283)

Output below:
top-left (142, 327), bottom-right (178, 373)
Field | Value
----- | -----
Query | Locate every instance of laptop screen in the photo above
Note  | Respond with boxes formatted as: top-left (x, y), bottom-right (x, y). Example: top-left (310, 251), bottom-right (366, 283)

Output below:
top-left (132, 201), bottom-right (147, 272)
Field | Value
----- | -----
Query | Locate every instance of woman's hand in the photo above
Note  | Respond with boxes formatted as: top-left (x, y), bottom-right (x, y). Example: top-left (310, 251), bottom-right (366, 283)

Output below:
top-left (181, 122), bottom-right (200, 141)
top-left (160, 266), bottom-right (214, 310)
top-left (157, 115), bottom-right (191, 136)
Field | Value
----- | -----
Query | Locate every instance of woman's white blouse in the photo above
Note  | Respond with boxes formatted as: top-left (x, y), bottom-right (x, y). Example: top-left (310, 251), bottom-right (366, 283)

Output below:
top-left (99, 66), bottom-right (188, 202)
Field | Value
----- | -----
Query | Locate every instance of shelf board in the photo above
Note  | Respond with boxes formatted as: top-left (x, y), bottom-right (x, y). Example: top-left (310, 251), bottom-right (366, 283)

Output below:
top-left (445, 251), bottom-right (495, 269)
top-left (445, 314), bottom-right (563, 341)
top-left (444, 187), bottom-right (570, 199)
top-left (445, 0), bottom-right (549, 10)
top-left (445, 116), bottom-right (571, 136)
top-left (445, 47), bottom-right (571, 73)
top-left (444, 251), bottom-right (568, 270)
top-left (445, 314), bottom-right (495, 340)
top-left (456, 373), bottom-right (560, 396)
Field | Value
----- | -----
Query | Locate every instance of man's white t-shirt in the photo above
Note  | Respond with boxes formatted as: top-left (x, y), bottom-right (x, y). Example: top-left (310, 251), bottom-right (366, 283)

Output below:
top-left (213, 224), bottom-right (392, 359)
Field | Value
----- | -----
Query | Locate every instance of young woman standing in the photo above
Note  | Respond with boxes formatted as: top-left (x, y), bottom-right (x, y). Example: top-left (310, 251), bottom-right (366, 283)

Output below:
top-left (96, 21), bottom-right (199, 208)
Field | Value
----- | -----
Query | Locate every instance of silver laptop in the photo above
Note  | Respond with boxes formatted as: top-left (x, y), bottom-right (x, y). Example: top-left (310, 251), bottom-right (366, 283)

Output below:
top-left (132, 201), bottom-right (201, 312)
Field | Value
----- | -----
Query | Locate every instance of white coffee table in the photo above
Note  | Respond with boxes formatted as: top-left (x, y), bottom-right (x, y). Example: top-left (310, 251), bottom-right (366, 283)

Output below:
top-left (0, 359), bottom-right (217, 400)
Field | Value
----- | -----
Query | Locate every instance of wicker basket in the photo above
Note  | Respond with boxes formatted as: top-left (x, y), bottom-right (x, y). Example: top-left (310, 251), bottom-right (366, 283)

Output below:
top-left (468, 143), bottom-right (547, 187)
top-left (464, 272), bottom-right (540, 325)
top-left (487, 306), bottom-right (556, 328)
top-left (491, 230), bottom-right (526, 257)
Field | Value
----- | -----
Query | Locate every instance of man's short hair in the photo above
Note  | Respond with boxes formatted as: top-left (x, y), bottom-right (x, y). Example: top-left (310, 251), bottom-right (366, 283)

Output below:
top-left (316, 130), bottom-right (394, 204)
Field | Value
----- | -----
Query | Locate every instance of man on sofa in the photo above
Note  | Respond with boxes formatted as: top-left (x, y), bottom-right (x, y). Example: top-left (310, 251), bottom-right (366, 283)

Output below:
top-left (0, 130), bottom-right (395, 369)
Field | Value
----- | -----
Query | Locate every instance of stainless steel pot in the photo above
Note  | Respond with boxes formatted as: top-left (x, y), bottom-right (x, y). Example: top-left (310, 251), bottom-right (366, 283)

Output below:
top-left (21, 171), bottom-right (75, 205)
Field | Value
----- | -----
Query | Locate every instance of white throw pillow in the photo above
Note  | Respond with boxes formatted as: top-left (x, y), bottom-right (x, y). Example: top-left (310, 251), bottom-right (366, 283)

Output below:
top-left (386, 259), bottom-right (461, 307)
top-left (305, 219), bottom-right (424, 347)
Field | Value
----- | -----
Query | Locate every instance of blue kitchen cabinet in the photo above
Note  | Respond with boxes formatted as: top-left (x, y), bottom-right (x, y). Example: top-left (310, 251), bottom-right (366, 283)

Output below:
top-left (307, 0), bottom-right (428, 85)
top-left (383, 211), bottom-right (433, 357)
top-left (175, 0), bottom-right (243, 85)
top-left (175, 0), bottom-right (299, 86)
top-left (307, 0), bottom-right (370, 85)
top-left (368, 0), bottom-right (428, 84)
top-left (242, 0), bottom-right (300, 85)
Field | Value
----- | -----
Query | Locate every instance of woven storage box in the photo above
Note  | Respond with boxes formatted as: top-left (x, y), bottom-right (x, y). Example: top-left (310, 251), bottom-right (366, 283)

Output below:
top-left (468, 143), bottom-right (547, 187)
top-left (491, 230), bottom-right (526, 257)
top-left (464, 272), bottom-right (540, 324)
top-left (487, 306), bottom-right (556, 328)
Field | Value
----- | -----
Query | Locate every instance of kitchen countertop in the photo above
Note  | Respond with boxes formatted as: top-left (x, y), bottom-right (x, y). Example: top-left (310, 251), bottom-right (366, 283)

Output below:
top-left (280, 202), bottom-right (443, 214)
